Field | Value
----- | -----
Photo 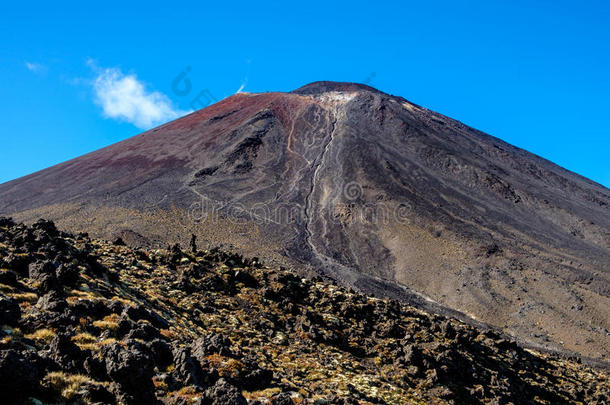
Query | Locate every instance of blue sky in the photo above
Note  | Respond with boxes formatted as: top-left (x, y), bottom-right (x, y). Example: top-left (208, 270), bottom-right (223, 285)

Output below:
top-left (1, 0), bottom-right (609, 187)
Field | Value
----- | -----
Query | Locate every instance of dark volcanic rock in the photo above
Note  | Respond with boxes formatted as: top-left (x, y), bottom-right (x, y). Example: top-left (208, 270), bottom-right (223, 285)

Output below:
top-left (0, 269), bottom-right (19, 286)
top-left (113, 237), bottom-right (126, 246)
top-left (0, 349), bottom-right (43, 403)
top-left (192, 333), bottom-right (233, 359)
top-left (32, 219), bottom-right (59, 237)
top-left (0, 296), bottom-right (21, 325)
top-left (122, 304), bottom-right (169, 330)
top-left (171, 347), bottom-right (206, 388)
top-left (125, 322), bottom-right (160, 341)
top-left (49, 332), bottom-right (85, 371)
top-left (238, 366), bottom-right (273, 391)
top-left (84, 355), bottom-right (108, 381)
top-left (56, 262), bottom-right (80, 286)
top-left (29, 260), bottom-right (60, 293)
top-left (103, 341), bottom-right (156, 404)
top-left (148, 338), bottom-right (174, 371)
top-left (3, 252), bottom-right (30, 275)
top-left (272, 393), bottom-right (295, 405)
top-left (204, 378), bottom-right (247, 405)
top-left (37, 290), bottom-right (68, 313)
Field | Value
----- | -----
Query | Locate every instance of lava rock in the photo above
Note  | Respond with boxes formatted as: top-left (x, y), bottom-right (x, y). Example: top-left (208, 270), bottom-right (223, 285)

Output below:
top-left (56, 262), bottom-right (81, 286)
top-left (233, 270), bottom-right (258, 288)
top-left (440, 320), bottom-right (456, 339)
top-left (0, 217), bottom-right (14, 227)
top-left (0, 269), bottom-right (19, 286)
top-left (29, 260), bottom-right (60, 293)
top-left (0, 296), bottom-right (21, 325)
top-left (403, 344), bottom-right (424, 368)
top-left (32, 219), bottom-right (59, 238)
top-left (171, 347), bottom-right (206, 388)
top-left (103, 341), bottom-right (156, 404)
top-left (239, 367), bottom-right (273, 391)
top-left (192, 333), bottom-right (232, 359)
top-left (0, 349), bottom-right (43, 403)
top-left (37, 290), bottom-right (68, 313)
top-left (125, 322), bottom-right (160, 341)
top-left (71, 298), bottom-right (111, 319)
top-left (148, 338), bottom-right (174, 371)
top-left (204, 378), bottom-right (247, 405)
top-left (49, 332), bottom-right (85, 371)
top-left (3, 253), bottom-right (30, 275)
top-left (122, 304), bottom-right (169, 330)
top-left (325, 396), bottom-right (360, 405)
top-left (116, 315), bottom-right (136, 338)
top-left (273, 393), bottom-right (294, 405)
top-left (78, 382), bottom-right (116, 404)
top-left (84, 355), bottom-right (108, 381)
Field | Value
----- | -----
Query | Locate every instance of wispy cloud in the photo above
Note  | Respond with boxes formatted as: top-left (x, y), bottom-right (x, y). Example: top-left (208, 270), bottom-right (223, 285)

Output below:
top-left (236, 58), bottom-right (251, 93)
top-left (92, 65), bottom-right (190, 129)
top-left (236, 78), bottom-right (248, 93)
top-left (25, 61), bottom-right (46, 74)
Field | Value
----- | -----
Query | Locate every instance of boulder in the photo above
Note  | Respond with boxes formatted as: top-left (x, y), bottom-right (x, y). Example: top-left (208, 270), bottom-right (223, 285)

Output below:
top-left (0, 349), bottom-right (43, 403)
top-left (103, 341), bottom-right (155, 404)
top-left (272, 393), bottom-right (294, 405)
top-left (239, 367), bottom-right (273, 391)
top-left (122, 304), bottom-right (169, 329)
top-left (37, 290), bottom-right (68, 313)
top-left (125, 322), bottom-right (160, 341)
top-left (148, 338), bottom-right (173, 371)
top-left (32, 219), bottom-right (59, 238)
top-left (49, 332), bottom-right (85, 371)
top-left (3, 253), bottom-right (30, 275)
top-left (70, 298), bottom-right (111, 319)
top-left (29, 260), bottom-right (60, 293)
top-left (0, 269), bottom-right (19, 286)
top-left (204, 378), bottom-right (246, 405)
top-left (0, 296), bottom-right (21, 325)
top-left (192, 333), bottom-right (232, 359)
top-left (84, 355), bottom-right (108, 381)
top-left (56, 263), bottom-right (81, 286)
top-left (171, 347), bottom-right (206, 388)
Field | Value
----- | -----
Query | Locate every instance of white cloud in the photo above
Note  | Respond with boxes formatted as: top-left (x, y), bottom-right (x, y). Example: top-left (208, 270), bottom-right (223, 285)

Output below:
top-left (25, 61), bottom-right (46, 74)
top-left (92, 67), bottom-right (190, 129)
top-left (236, 58), bottom-right (251, 93)
top-left (236, 77), bottom-right (248, 93)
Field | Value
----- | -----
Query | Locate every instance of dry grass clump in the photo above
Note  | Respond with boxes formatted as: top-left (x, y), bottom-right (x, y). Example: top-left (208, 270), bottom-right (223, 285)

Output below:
top-left (0, 281), bottom-right (15, 293)
top-left (71, 332), bottom-right (98, 350)
top-left (43, 372), bottom-right (98, 400)
top-left (72, 332), bottom-right (96, 344)
top-left (174, 385), bottom-right (203, 400)
top-left (99, 337), bottom-right (119, 346)
top-left (9, 292), bottom-right (38, 303)
top-left (69, 289), bottom-right (99, 300)
top-left (160, 328), bottom-right (179, 340)
top-left (219, 358), bottom-right (246, 379)
top-left (25, 328), bottom-right (57, 345)
top-left (92, 314), bottom-right (120, 331)
top-left (153, 376), bottom-right (169, 390)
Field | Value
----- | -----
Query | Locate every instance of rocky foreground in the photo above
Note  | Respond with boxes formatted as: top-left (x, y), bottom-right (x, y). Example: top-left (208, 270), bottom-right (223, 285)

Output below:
top-left (0, 218), bottom-right (607, 404)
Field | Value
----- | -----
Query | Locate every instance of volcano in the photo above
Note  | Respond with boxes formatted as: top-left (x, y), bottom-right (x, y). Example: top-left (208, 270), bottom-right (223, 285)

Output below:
top-left (1, 81), bottom-right (608, 361)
